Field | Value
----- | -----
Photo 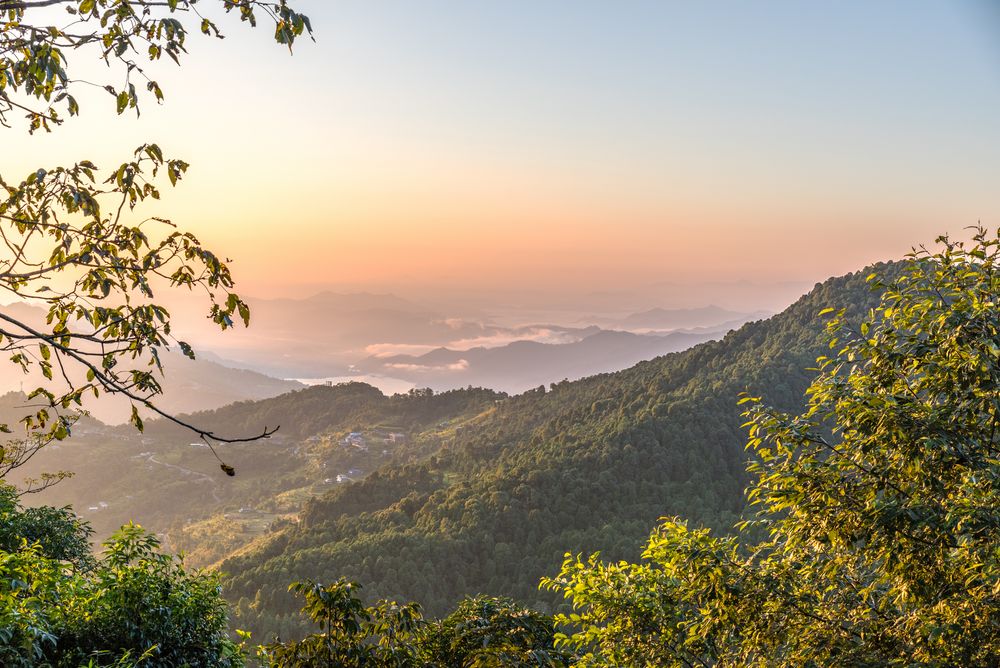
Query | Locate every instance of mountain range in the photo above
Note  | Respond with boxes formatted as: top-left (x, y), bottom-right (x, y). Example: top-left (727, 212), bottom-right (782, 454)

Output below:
top-left (216, 267), bottom-right (883, 638)
top-left (0, 296), bottom-right (767, 424)
top-left (10, 265), bottom-right (885, 643)
top-left (175, 292), bottom-right (767, 381)
top-left (353, 328), bottom-right (723, 394)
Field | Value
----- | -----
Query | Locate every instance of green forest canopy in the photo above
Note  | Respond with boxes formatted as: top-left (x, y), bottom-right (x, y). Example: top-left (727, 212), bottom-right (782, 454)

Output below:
top-left (221, 264), bottom-right (889, 638)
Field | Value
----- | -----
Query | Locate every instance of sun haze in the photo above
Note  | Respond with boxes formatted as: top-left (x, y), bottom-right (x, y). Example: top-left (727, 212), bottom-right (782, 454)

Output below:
top-left (4, 1), bottom-right (998, 305)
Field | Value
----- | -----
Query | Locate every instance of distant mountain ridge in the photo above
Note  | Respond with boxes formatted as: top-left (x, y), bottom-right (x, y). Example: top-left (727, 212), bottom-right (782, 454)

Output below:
top-left (588, 305), bottom-right (771, 330)
top-left (218, 266), bottom-right (889, 637)
top-left (354, 328), bottom-right (718, 393)
top-left (176, 291), bottom-right (766, 381)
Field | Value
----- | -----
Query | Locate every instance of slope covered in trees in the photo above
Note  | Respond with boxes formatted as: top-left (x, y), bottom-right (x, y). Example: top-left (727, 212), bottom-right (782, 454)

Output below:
top-left (222, 267), bottom-right (889, 639)
top-left (18, 383), bottom-right (506, 550)
top-left (542, 231), bottom-right (1000, 666)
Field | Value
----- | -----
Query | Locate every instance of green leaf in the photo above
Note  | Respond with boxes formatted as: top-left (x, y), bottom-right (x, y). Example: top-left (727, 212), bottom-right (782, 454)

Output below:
top-left (130, 405), bottom-right (144, 432)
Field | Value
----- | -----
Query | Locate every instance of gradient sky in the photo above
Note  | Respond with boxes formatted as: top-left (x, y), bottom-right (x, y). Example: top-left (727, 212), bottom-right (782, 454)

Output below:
top-left (5, 1), bottom-right (1000, 303)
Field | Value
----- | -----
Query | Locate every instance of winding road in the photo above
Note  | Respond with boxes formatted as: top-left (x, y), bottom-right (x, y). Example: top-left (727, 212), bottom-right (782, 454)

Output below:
top-left (145, 453), bottom-right (222, 504)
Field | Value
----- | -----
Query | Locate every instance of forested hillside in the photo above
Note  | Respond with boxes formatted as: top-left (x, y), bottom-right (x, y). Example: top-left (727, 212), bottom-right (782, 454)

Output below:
top-left (19, 384), bottom-right (507, 555)
top-left (222, 267), bottom-right (889, 639)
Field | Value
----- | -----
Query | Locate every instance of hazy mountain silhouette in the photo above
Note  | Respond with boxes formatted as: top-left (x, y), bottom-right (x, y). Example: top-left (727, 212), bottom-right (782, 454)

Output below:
top-left (355, 328), bottom-right (719, 393)
top-left (587, 305), bottom-right (771, 331)
top-left (177, 292), bottom-right (764, 384)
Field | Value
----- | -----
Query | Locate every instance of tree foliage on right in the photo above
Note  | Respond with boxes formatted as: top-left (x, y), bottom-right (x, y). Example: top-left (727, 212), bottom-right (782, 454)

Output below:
top-left (544, 227), bottom-right (1000, 666)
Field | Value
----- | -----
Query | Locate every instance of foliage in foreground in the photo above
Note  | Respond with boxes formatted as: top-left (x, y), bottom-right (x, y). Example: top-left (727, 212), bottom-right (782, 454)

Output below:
top-left (0, 485), bottom-right (243, 667)
top-left (0, 0), bottom-right (311, 464)
top-left (1, 477), bottom-right (568, 666)
top-left (544, 228), bottom-right (1000, 665)
top-left (259, 580), bottom-right (571, 667)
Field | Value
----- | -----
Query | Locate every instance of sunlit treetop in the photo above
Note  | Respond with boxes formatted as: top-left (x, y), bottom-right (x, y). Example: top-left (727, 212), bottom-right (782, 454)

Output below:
top-left (0, 0), bottom-right (312, 132)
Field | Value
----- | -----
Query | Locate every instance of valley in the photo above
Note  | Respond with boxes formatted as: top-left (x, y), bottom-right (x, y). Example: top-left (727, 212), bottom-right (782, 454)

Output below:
top-left (17, 266), bottom-right (883, 640)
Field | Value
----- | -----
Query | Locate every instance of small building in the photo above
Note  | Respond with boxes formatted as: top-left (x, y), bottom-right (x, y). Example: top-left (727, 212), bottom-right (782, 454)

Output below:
top-left (343, 432), bottom-right (366, 446)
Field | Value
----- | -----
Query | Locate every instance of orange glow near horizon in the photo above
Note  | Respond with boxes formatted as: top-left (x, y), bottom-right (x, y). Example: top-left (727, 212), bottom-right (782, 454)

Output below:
top-left (2, 2), bottom-right (998, 302)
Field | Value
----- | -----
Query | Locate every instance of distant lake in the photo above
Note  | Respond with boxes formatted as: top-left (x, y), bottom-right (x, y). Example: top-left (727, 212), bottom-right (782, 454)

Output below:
top-left (290, 375), bottom-right (416, 396)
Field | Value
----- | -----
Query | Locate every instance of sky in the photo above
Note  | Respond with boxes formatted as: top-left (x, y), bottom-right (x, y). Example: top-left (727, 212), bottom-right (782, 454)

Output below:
top-left (5, 1), bottom-right (1000, 307)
